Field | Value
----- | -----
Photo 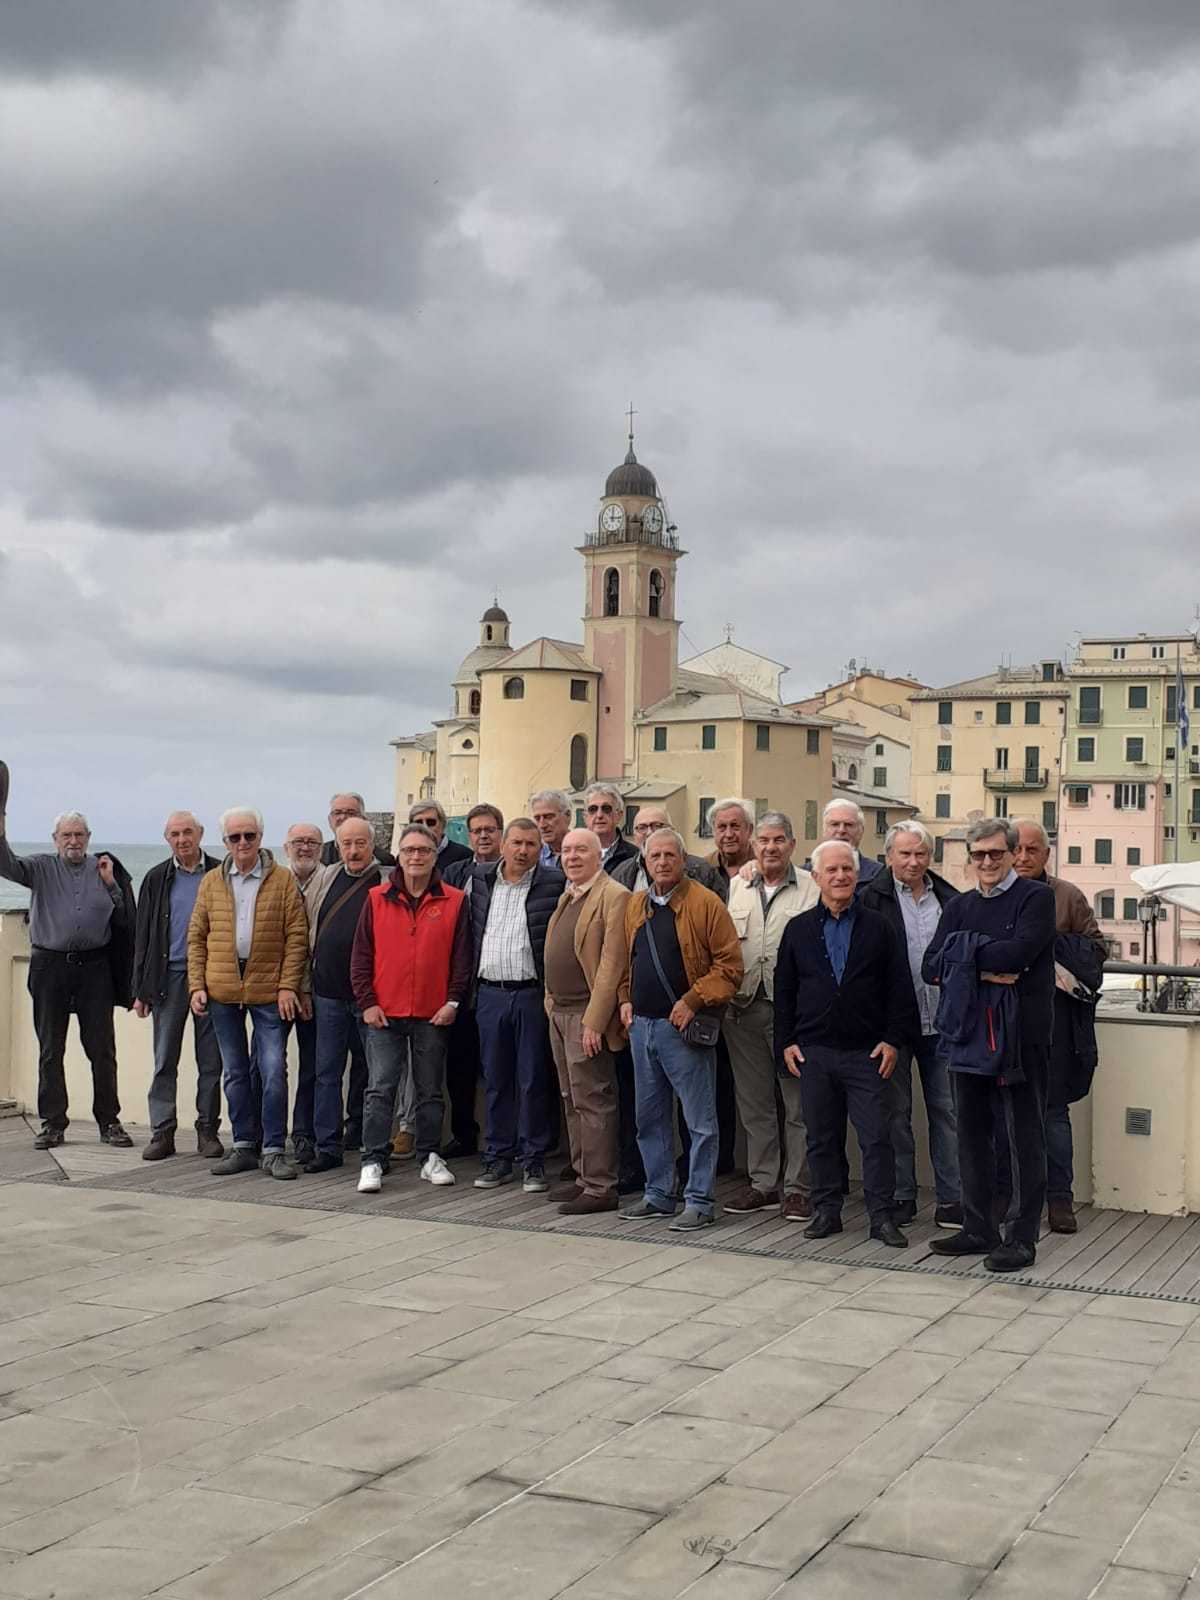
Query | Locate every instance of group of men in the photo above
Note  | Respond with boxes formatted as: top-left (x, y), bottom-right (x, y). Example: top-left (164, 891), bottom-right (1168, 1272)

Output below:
top-left (0, 770), bottom-right (1103, 1269)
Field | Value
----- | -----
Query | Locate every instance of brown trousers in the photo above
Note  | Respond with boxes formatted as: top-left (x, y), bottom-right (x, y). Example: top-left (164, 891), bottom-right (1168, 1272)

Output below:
top-left (548, 1004), bottom-right (618, 1198)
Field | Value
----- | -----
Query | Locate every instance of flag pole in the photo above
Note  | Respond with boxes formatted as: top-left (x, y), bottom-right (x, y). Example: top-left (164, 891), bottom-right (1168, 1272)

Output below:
top-left (1174, 642), bottom-right (1182, 963)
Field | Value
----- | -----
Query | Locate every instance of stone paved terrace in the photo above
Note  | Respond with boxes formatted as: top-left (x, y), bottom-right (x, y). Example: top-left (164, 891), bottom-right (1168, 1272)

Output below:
top-left (3, 1130), bottom-right (1200, 1596)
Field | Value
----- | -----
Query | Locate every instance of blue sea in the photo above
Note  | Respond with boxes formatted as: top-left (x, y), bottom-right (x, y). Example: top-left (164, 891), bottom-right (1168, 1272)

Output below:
top-left (0, 843), bottom-right (173, 913)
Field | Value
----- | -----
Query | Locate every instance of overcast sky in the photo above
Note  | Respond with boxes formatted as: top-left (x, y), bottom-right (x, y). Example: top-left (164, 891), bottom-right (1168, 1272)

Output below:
top-left (3, 1), bottom-right (1200, 840)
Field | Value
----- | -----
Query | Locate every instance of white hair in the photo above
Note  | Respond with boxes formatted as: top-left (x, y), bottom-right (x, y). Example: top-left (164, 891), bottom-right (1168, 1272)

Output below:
top-left (584, 783), bottom-right (625, 819)
top-left (52, 810), bottom-right (90, 835)
top-left (1012, 815), bottom-right (1050, 847)
top-left (529, 788), bottom-right (572, 815)
top-left (329, 791), bottom-right (365, 812)
top-left (884, 820), bottom-right (933, 854)
top-left (335, 815), bottom-right (374, 837)
top-left (823, 798), bottom-right (865, 826)
top-left (812, 839), bottom-right (860, 872)
top-left (711, 797), bottom-right (754, 828)
top-left (756, 810), bottom-right (794, 840)
top-left (409, 798), bottom-right (446, 823)
top-left (219, 806), bottom-right (264, 836)
top-left (644, 826), bottom-right (686, 857)
top-left (163, 810), bottom-right (202, 832)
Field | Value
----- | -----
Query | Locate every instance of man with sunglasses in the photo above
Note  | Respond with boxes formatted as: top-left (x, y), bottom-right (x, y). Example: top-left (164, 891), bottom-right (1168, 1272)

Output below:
top-left (583, 784), bottom-right (638, 875)
top-left (188, 808), bottom-right (308, 1180)
top-left (408, 800), bottom-right (472, 870)
top-left (924, 818), bottom-right (1056, 1272)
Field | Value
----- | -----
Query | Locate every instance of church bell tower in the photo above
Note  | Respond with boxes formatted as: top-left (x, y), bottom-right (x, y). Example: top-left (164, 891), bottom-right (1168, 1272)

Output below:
top-left (580, 416), bottom-right (684, 781)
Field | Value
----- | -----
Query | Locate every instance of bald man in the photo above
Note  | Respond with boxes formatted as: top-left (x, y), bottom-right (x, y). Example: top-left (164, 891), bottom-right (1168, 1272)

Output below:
top-left (133, 812), bottom-right (224, 1161)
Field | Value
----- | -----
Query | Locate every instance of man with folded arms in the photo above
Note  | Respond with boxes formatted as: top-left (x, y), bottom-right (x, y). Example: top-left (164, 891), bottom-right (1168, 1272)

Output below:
top-left (134, 811), bottom-right (223, 1161)
top-left (543, 829), bottom-right (629, 1214)
top-left (188, 807), bottom-right (308, 1180)
top-left (351, 823), bottom-right (471, 1194)
top-left (773, 839), bottom-right (914, 1248)
top-left (303, 817), bottom-right (383, 1172)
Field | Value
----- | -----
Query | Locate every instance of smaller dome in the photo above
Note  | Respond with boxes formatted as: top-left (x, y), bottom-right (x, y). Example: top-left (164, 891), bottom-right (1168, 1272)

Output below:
top-left (604, 445), bottom-right (658, 500)
top-left (482, 603), bottom-right (509, 623)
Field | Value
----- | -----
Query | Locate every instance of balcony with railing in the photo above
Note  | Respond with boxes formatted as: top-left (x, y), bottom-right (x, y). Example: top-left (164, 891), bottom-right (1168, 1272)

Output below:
top-left (983, 766), bottom-right (1049, 791)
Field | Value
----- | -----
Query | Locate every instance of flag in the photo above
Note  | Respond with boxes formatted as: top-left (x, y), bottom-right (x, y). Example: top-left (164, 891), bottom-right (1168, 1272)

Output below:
top-left (1180, 661), bottom-right (1191, 751)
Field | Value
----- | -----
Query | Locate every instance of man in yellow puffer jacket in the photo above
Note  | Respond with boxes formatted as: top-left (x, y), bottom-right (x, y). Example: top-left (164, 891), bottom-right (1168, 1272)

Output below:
top-left (187, 806), bottom-right (308, 1180)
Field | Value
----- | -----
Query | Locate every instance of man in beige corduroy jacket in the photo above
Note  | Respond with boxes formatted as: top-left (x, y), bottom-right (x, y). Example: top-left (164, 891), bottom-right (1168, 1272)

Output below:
top-left (187, 807), bottom-right (308, 1180)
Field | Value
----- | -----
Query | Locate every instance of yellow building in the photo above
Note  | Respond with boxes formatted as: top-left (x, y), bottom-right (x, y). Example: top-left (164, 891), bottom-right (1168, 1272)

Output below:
top-left (910, 661), bottom-right (1068, 884)
top-left (391, 431), bottom-right (833, 852)
top-left (789, 666), bottom-right (925, 749)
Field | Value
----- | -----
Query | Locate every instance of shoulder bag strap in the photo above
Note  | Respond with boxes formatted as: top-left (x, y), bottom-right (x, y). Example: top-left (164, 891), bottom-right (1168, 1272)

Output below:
top-left (642, 905), bottom-right (683, 1011)
top-left (314, 878), bottom-right (373, 950)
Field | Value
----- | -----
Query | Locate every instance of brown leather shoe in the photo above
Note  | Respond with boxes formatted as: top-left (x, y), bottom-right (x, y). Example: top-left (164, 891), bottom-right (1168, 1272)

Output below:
top-left (723, 1184), bottom-right (779, 1214)
top-left (781, 1191), bottom-right (813, 1221)
top-left (547, 1181), bottom-right (582, 1202)
top-left (1047, 1198), bottom-right (1078, 1234)
top-left (196, 1128), bottom-right (224, 1159)
top-left (558, 1193), bottom-right (618, 1216)
top-left (142, 1132), bottom-right (176, 1162)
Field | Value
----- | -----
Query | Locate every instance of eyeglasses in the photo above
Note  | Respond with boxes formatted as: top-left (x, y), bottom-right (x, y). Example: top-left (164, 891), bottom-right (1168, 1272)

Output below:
top-left (399, 845), bottom-right (435, 857)
top-left (225, 832), bottom-right (260, 845)
top-left (969, 848), bottom-right (1009, 863)
top-left (289, 839), bottom-right (321, 849)
top-left (586, 804), bottom-right (615, 815)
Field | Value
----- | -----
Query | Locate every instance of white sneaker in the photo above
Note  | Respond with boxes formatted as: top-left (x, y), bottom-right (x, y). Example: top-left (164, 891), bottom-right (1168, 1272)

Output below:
top-left (357, 1162), bottom-right (383, 1194)
top-left (421, 1152), bottom-right (456, 1186)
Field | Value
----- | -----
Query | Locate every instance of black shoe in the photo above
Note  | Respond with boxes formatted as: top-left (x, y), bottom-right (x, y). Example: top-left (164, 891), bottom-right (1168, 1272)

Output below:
top-left (33, 1126), bottom-right (64, 1150)
top-left (344, 1136), bottom-right (362, 1153)
top-left (892, 1199), bottom-right (917, 1226)
top-left (558, 1163), bottom-right (578, 1183)
top-left (196, 1127), bottom-right (224, 1159)
top-left (303, 1152), bottom-right (344, 1173)
top-left (292, 1139), bottom-right (315, 1167)
top-left (985, 1241), bottom-right (1037, 1274)
top-left (617, 1177), bottom-right (643, 1197)
top-left (934, 1203), bottom-right (964, 1230)
top-left (804, 1212), bottom-right (843, 1240)
top-left (440, 1137), bottom-right (477, 1161)
top-left (100, 1121), bottom-right (133, 1148)
top-left (870, 1220), bottom-right (909, 1249)
top-left (929, 1232), bottom-right (993, 1256)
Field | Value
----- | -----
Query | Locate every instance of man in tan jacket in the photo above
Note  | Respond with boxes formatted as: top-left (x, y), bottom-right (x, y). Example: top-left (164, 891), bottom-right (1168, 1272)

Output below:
top-left (543, 829), bottom-right (629, 1215)
top-left (188, 807), bottom-right (308, 1180)
top-left (618, 829), bottom-right (743, 1231)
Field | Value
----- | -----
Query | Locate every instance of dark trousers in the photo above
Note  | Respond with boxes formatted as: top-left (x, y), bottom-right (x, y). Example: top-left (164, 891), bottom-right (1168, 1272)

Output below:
top-left (147, 964), bottom-right (222, 1135)
top-left (799, 1044), bottom-right (895, 1225)
top-left (312, 994), bottom-right (368, 1156)
top-left (288, 1014), bottom-right (318, 1147)
top-left (615, 1044), bottom-right (644, 1188)
top-left (28, 950), bottom-right (121, 1132)
top-left (360, 1017), bottom-right (447, 1167)
top-left (955, 1056), bottom-right (1047, 1247)
top-left (445, 1006), bottom-right (481, 1150)
top-left (475, 983), bottom-right (553, 1168)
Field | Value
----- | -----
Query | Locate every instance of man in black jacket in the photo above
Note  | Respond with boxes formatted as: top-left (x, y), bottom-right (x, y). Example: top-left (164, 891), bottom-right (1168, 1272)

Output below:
top-left (441, 803), bottom-right (505, 1157)
top-left (862, 821), bottom-right (962, 1229)
top-left (774, 839), bottom-right (916, 1248)
top-left (924, 818), bottom-right (1056, 1273)
top-left (133, 812), bottom-right (223, 1160)
top-left (320, 793), bottom-right (396, 868)
top-left (468, 819), bottom-right (565, 1191)
top-left (409, 800), bottom-right (472, 870)
top-left (584, 784), bottom-right (639, 875)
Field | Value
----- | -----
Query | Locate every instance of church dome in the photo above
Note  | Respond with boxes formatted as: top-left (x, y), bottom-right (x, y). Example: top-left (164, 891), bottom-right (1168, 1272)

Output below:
top-left (482, 603), bottom-right (509, 623)
top-left (604, 445), bottom-right (658, 500)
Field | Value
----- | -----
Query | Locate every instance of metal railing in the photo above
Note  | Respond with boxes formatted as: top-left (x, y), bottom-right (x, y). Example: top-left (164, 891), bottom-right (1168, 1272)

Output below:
top-left (983, 766), bottom-right (1048, 790)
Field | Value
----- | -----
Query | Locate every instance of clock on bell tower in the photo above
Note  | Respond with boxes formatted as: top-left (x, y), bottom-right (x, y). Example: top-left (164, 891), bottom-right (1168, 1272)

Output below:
top-left (580, 420), bottom-right (684, 782)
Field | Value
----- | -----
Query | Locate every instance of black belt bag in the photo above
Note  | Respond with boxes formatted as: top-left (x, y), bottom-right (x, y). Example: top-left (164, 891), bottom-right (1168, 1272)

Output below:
top-left (643, 916), bottom-right (723, 1048)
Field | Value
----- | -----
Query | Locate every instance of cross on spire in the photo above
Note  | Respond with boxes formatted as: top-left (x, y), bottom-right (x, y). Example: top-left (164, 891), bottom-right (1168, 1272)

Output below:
top-left (724, 622), bottom-right (735, 644)
top-left (626, 401), bottom-right (637, 448)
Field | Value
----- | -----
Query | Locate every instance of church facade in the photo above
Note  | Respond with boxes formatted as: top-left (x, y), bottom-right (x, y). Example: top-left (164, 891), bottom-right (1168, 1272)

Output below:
top-left (391, 435), bottom-right (833, 853)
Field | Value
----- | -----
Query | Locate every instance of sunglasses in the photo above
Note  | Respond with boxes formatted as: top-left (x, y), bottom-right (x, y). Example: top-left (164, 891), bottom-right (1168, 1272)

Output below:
top-left (225, 832), bottom-right (260, 845)
top-left (969, 848), bottom-right (1009, 863)
top-left (586, 804), bottom-right (615, 815)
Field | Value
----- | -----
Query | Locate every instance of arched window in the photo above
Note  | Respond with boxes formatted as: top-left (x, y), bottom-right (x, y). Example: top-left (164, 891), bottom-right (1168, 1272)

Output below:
top-left (461, 738), bottom-right (474, 750)
top-left (648, 569), bottom-right (663, 618)
top-left (848, 763), bottom-right (858, 782)
top-left (503, 676), bottom-right (525, 700)
top-left (604, 568), bottom-right (620, 617)
top-left (570, 734), bottom-right (588, 791)
top-left (485, 625), bottom-right (493, 642)
top-left (469, 689), bottom-right (481, 716)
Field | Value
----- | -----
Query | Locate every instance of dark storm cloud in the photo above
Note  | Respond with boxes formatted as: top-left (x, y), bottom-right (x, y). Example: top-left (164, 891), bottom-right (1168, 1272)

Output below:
top-left (0, 0), bottom-right (295, 82)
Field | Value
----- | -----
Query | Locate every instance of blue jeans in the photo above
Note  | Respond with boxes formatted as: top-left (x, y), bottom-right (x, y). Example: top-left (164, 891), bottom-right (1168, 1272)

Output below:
top-left (313, 994), bottom-right (368, 1156)
top-left (475, 984), bottom-right (554, 1167)
top-left (360, 1017), bottom-right (446, 1167)
top-left (209, 1001), bottom-right (288, 1153)
top-left (629, 1015), bottom-right (718, 1217)
top-left (1045, 1102), bottom-right (1074, 1202)
top-left (889, 1033), bottom-right (961, 1207)
top-left (147, 964), bottom-right (222, 1135)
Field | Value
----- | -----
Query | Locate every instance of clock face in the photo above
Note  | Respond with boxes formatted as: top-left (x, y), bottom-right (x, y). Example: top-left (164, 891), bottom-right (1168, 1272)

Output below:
top-left (600, 503), bottom-right (625, 534)
top-left (642, 503), bottom-right (664, 534)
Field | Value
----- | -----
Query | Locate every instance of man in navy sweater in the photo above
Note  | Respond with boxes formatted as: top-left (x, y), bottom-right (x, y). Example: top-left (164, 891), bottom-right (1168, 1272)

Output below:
top-left (773, 840), bottom-right (917, 1248)
top-left (923, 818), bottom-right (1056, 1273)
